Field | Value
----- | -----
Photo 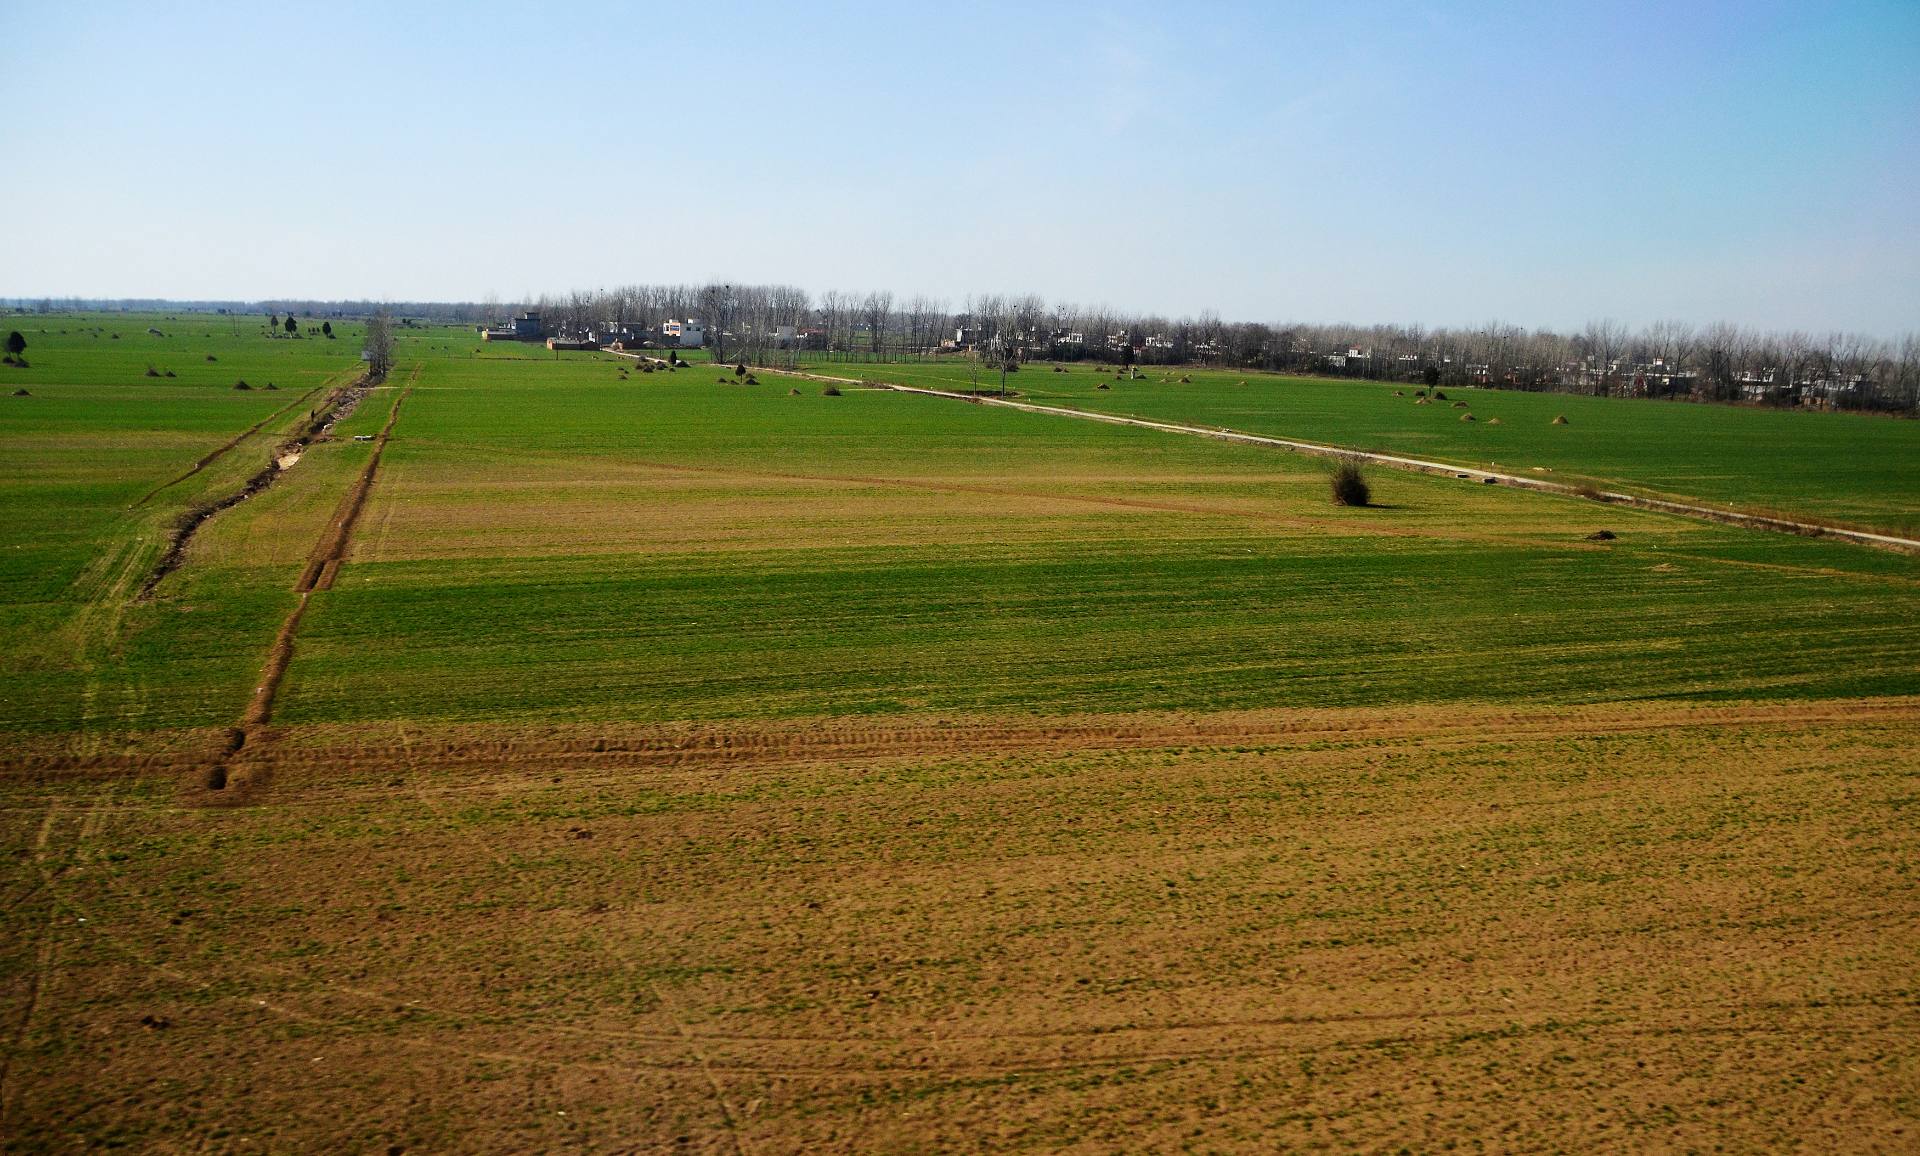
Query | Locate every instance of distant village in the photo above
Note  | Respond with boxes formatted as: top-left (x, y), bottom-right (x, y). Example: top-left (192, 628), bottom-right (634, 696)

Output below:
top-left (9, 289), bottom-right (1913, 414)
top-left (472, 291), bottom-right (1918, 414)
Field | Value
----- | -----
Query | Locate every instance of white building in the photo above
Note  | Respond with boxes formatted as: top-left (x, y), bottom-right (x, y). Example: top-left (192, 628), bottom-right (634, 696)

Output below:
top-left (662, 318), bottom-right (706, 348)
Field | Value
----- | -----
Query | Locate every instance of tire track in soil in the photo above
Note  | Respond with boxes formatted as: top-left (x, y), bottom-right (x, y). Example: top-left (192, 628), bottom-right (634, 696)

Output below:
top-left (129, 377), bottom-right (334, 509)
top-left (199, 373), bottom-right (415, 797)
top-left (0, 807), bottom-right (65, 1135)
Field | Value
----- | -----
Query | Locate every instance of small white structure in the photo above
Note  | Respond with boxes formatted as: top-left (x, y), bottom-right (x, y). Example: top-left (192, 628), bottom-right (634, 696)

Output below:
top-left (662, 318), bottom-right (706, 348)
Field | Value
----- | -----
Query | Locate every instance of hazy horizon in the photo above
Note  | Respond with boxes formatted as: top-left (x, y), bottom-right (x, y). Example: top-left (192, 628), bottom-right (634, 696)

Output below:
top-left (4, 0), bottom-right (1916, 338)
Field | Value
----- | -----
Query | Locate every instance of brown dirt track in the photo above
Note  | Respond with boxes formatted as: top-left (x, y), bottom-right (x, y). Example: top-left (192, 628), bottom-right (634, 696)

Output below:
top-left (2, 698), bottom-right (1916, 1151)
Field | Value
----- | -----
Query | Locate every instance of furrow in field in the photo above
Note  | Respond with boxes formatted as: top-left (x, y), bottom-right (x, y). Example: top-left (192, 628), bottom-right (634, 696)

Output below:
top-left (8, 695), bottom-right (1912, 784)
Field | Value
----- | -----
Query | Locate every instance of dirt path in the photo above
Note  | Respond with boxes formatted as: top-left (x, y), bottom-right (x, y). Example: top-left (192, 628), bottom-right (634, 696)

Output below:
top-left (200, 373), bottom-right (415, 795)
top-left (871, 384), bottom-right (1920, 553)
top-left (749, 369), bottom-right (1917, 553)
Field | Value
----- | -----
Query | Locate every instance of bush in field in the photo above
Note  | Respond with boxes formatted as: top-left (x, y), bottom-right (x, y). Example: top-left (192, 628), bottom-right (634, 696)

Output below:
top-left (4, 331), bottom-right (24, 358)
top-left (1330, 456), bottom-right (1370, 507)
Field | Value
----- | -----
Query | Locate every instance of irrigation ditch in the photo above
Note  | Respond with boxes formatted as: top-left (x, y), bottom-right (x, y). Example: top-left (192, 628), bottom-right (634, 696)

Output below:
top-left (136, 371), bottom-right (383, 600)
top-left (201, 371), bottom-right (416, 796)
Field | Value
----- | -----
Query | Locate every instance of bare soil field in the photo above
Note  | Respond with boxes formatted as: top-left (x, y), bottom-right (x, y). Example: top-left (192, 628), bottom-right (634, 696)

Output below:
top-left (2, 699), bottom-right (1916, 1151)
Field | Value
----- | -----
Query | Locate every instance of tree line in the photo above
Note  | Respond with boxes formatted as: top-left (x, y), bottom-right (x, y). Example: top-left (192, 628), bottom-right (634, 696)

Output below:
top-left (9, 290), bottom-right (1914, 413)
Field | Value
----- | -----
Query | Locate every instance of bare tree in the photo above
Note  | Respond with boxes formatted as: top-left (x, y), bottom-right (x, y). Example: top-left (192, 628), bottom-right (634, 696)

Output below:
top-left (1579, 319), bottom-right (1628, 395)
top-left (700, 283), bottom-right (740, 363)
top-left (363, 311), bottom-right (394, 378)
top-left (861, 290), bottom-right (894, 356)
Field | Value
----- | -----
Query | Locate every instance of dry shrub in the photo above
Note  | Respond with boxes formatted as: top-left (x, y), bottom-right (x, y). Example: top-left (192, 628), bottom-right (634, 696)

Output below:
top-left (1330, 456), bottom-right (1371, 507)
top-left (822, 385), bottom-right (841, 396)
top-left (1586, 529), bottom-right (1617, 541)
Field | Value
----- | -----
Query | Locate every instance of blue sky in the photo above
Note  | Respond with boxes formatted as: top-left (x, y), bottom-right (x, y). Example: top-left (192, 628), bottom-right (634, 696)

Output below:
top-left (3, 0), bottom-right (1915, 335)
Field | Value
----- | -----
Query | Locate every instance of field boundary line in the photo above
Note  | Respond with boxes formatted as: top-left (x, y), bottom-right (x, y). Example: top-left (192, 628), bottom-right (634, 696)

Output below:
top-left (136, 370), bottom-right (382, 601)
top-left (298, 371), bottom-right (416, 592)
top-left (841, 380), bottom-right (1920, 554)
top-left (130, 370), bottom-right (349, 508)
top-left (199, 372), bottom-right (415, 795)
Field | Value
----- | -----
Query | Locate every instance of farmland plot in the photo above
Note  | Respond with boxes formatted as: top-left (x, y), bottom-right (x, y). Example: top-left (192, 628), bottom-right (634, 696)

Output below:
top-left (1, 323), bottom-right (1916, 1151)
top-left (772, 356), bottom-right (1920, 537)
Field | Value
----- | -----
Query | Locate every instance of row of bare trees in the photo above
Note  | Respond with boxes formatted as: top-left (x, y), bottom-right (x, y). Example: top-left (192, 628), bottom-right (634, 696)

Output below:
top-left (505, 283), bottom-right (1918, 411)
top-left (18, 290), bottom-right (1912, 412)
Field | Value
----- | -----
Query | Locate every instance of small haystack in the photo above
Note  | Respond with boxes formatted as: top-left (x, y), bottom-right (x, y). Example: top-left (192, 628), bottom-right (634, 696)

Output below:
top-left (11, 388), bottom-right (29, 397)
top-left (822, 386), bottom-right (842, 396)
top-left (1096, 382), bottom-right (1110, 390)
top-left (1460, 412), bottom-right (1476, 421)
top-left (1551, 414), bottom-right (1569, 425)
top-left (1485, 417), bottom-right (1502, 425)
